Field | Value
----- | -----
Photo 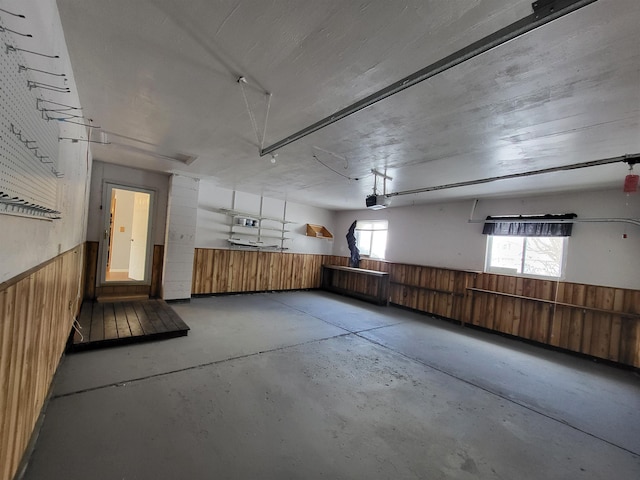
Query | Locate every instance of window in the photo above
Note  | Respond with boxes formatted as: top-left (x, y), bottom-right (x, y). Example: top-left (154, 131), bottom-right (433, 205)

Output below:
top-left (355, 220), bottom-right (388, 259)
top-left (485, 236), bottom-right (567, 278)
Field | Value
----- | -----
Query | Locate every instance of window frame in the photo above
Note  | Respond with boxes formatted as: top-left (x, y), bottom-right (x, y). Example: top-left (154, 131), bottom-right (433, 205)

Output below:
top-left (354, 219), bottom-right (388, 260)
top-left (484, 234), bottom-right (568, 280)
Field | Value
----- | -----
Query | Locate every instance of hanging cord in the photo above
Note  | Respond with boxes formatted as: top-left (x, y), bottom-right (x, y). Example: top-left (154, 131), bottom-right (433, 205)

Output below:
top-left (71, 317), bottom-right (84, 342)
top-left (69, 124), bottom-right (94, 342)
top-left (551, 277), bottom-right (560, 337)
top-left (260, 93), bottom-right (272, 152)
top-left (239, 77), bottom-right (260, 146)
top-left (312, 154), bottom-right (358, 180)
top-left (238, 77), bottom-right (272, 151)
top-left (313, 145), bottom-right (349, 170)
top-left (624, 163), bottom-right (632, 238)
top-left (311, 146), bottom-right (365, 181)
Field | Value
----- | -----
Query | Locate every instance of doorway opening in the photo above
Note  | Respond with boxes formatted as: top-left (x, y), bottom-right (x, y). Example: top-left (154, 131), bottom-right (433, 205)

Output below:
top-left (102, 184), bottom-right (154, 284)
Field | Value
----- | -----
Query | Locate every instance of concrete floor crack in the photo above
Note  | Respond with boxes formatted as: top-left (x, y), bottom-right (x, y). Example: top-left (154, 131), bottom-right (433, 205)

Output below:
top-left (52, 331), bottom-right (353, 400)
top-left (352, 331), bottom-right (640, 458)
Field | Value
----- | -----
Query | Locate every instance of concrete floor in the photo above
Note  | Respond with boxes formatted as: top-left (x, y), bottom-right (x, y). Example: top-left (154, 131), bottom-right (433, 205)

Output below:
top-left (24, 291), bottom-right (640, 479)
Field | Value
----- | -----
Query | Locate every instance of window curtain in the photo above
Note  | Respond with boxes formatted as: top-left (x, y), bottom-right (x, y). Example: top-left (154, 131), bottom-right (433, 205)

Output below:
top-left (482, 213), bottom-right (577, 237)
top-left (355, 220), bottom-right (388, 231)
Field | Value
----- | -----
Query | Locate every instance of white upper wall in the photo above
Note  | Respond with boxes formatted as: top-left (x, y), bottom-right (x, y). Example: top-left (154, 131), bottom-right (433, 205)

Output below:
top-left (86, 161), bottom-right (169, 245)
top-left (333, 188), bottom-right (640, 290)
top-left (196, 180), bottom-right (336, 255)
top-left (0, 1), bottom-right (92, 283)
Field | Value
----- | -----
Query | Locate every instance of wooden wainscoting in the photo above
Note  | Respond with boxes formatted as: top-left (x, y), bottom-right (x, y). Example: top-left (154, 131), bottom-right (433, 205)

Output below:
top-left (192, 249), bottom-right (324, 294)
top-left (387, 263), bottom-right (477, 322)
top-left (83, 242), bottom-right (164, 299)
top-left (192, 250), bottom-right (640, 368)
top-left (83, 241), bottom-right (99, 299)
top-left (319, 257), bottom-right (639, 368)
top-left (320, 265), bottom-right (390, 305)
top-left (467, 274), bottom-right (640, 367)
top-left (0, 245), bottom-right (85, 480)
top-left (150, 244), bottom-right (164, 298)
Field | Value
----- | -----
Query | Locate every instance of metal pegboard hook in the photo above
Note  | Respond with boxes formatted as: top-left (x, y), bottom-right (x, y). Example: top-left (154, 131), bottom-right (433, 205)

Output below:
top-left (0, 7), bottom-right (25, 18)
top-left (46, 110), bottom-right (90, 121)
top-left (36, 98), bottom-right (81, 110)
top-left (59, 137), bottom-right (109, 145)
top-left (19, 65), bottom-right (65, 77)
top-left (51, 118), bottom-right (100, 129)
top-left (27, 80), bottom-right (69, 92)
top-left (5, 44), bottom-right (59, 58)
top-left (0, 25), bottom-right (32, 37)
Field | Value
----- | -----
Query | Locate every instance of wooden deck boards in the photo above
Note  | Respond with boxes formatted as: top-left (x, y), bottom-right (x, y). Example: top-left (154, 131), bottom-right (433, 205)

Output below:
top-left (70, 299), bottom-right (189, 352)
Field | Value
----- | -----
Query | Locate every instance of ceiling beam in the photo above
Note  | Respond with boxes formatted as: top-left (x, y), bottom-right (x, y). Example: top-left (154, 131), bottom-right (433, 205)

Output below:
top-left (260, 0), bottom-right (599, 156)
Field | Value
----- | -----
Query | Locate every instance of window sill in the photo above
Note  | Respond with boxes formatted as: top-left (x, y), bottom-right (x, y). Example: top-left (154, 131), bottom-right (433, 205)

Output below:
top-left (484, 269), bottom-right (563, 281)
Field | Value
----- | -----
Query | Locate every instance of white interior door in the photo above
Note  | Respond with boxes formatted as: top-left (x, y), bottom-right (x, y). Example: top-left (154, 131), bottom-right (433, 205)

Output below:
top-left (128, 192), bottom-right (150, 280)
top-left (101, 183), bottom-right (154, 284)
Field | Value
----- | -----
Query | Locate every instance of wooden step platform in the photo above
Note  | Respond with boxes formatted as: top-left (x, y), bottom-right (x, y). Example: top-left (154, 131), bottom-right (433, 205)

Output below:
top-left (69, 298), bottom-right (190, 352)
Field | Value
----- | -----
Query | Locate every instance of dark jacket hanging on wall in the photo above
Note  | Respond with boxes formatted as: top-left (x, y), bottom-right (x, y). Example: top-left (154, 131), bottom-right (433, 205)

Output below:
top-left (346, 221), bottom-right (360, 268)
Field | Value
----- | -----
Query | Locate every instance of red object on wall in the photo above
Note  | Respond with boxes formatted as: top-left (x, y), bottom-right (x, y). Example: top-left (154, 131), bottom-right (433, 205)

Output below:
top-left (623, 174), bottom-right (639, 193)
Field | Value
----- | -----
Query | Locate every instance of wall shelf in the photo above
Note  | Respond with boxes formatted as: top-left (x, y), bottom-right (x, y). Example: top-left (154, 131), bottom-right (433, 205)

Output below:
top-left (306, 223), bottom-right (333, 239)
top-left (214, 205), bottom-right (291, 251)
top-left (214, 207), bottom-right (293, 224)
top-left (227, 238), bottom-right (286, 250)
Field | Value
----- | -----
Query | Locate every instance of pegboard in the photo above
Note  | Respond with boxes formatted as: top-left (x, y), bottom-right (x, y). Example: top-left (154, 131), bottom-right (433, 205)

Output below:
top-left (0, 23), bottom-right (61, 218)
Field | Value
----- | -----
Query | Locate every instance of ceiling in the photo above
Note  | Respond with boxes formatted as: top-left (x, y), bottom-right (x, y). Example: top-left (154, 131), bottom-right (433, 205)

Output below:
top-left (54, 0), bottom-right (639, 210)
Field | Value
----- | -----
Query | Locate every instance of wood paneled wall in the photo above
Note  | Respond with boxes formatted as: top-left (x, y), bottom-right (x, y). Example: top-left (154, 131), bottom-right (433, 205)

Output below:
top-left (84, 241), bottom-right (164, 299)
top-left (387, 265), bottom-right (639, 367)
top-left (0, 245), bottom-right (85, 480)
top-left (467, 274), bottom-right (640, 367)
top-left (387, 263), bottom-right (477, 322)
top-left (192, 249), bottom-right (639, 368)
top-left (193, 249), bottom-right (639, 368)
top-left (192, 249), bottom-right (324, 294)
top-left (150, 244), bottom-right (164, 298)
top-left (83, 241), bottom-right (99, 299)
top-left (321, 266), bottom-right (390, 305)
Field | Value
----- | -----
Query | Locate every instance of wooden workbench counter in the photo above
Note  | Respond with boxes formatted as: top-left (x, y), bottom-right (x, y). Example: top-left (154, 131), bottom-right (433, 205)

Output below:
top-left (321, 264), bottom-right (390, 305)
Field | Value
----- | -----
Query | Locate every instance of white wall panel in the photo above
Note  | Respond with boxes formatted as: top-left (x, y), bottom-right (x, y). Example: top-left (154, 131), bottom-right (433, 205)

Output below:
top-left (162, 175), bottom-right (198, 300)
top-left (195, 180), bottom-right (336, 254)
top-left (333, 189), bottom-right (640, 289)
top-left (0, 1), bottom-right (92, 283)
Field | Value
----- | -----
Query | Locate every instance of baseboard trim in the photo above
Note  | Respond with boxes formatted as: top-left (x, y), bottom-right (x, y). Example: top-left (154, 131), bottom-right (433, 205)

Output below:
top-left (165, 298), bottom-right (191, 304)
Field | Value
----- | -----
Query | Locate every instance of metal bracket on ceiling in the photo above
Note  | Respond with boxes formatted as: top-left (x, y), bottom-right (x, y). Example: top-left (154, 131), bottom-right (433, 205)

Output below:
top-left (532, 0), bottom-right (576, 19)
top-left (623, 155), bottom-right (638, 167)
top-left (371, 168), bottom-right (392, 196)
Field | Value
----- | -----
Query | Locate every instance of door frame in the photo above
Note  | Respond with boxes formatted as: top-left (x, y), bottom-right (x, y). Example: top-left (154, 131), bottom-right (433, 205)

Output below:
top-left (99, 181), bottom-right (156, 286)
